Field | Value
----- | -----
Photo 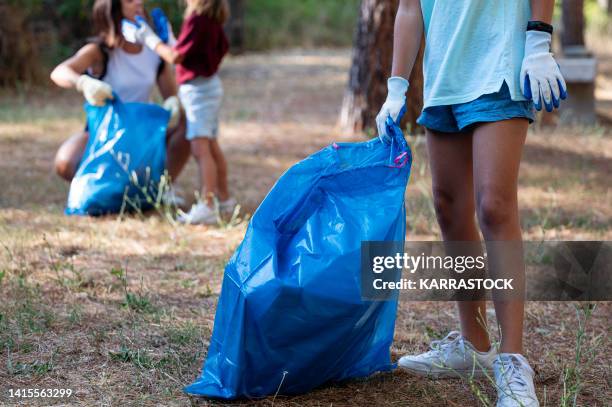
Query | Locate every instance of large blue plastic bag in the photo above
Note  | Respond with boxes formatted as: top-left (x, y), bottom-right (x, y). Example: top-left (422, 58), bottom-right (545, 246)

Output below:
top-left (65, 98), bottom-right (169, 216)
top-left (185, 121), bottom-right (412, 399)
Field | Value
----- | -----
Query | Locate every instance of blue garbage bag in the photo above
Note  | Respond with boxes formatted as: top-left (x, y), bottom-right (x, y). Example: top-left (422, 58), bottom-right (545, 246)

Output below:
top-left (185, 120), bottom-right (412, 399)
top-left (65, 97), bottom-right (169, 216)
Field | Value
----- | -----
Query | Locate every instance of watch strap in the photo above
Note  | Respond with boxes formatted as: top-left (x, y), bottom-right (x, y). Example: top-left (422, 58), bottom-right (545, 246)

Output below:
top-left (527, 20), bottom-right (553, 34)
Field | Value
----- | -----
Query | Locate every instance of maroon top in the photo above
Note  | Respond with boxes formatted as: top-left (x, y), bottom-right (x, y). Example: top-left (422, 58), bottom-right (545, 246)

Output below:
top-left (174, 13), bottom-right (229, 85)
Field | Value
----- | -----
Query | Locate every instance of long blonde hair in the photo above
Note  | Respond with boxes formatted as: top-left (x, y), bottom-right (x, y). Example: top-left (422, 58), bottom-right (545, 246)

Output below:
top-left (185, 0), bottom-right (230, 24)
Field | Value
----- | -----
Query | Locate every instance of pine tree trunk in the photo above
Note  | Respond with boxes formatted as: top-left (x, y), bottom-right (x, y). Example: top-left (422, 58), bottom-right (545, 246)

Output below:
top-left (226, 0), bottom-right (245, 54)
top-left (340, 0), bottom-right (423, 135)
top-left (0, 3), bottom-right (41, 86)
top-left (562, 0), bottom-right (585, 48)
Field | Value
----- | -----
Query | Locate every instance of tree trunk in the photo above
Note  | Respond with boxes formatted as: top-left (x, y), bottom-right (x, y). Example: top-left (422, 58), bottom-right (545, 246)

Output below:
top-left (0, 3), bottom-right (41, 86)
top-left (226, 0), bottom-right (245, 54)
top-left (339, 0), bottom-right (423, 136)
top-left (562, 0), bottom-right (585, 48)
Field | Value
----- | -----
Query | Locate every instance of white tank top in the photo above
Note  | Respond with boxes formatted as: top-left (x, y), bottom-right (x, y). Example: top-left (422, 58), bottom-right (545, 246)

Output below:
top-left (102, 46), bottom-right (162, 103)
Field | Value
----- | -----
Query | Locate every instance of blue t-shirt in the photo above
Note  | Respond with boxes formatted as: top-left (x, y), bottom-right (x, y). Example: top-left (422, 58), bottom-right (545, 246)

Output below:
top-left (420, 0), bottom-right (531, 108)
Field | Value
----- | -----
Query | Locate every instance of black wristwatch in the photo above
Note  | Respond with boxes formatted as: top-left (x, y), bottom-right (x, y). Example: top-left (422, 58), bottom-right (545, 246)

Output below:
top-left (527, 20), bottom-right (553, 34)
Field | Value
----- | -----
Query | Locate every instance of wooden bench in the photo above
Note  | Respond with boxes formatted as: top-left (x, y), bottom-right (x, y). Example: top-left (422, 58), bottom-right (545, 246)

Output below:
top-left (557, 52), bottom-right (597, 124)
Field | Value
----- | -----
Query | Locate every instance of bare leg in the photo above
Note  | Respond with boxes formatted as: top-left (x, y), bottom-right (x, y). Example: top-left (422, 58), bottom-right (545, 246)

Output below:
top-left (165, 114), bottom-right (190, 181)
top-left (426, 129), bottom-right (491, 352)
top-left (472, 118), bottom-right (528, 354)
top-left (54, 131), bottom-right (89, 181)
top-left (190, 138), bottom-right (218, 206)
top-left (209, 139), bottom-right (229, 201)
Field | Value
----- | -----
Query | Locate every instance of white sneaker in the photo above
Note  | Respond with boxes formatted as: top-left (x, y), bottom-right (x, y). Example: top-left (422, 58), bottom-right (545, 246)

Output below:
top-left (398, 331), bottom-right (496, 379)
top-left (161, 186), bottom-right (185, 207)
top-left (494, 353), bottom-right (539, 407)
top-left (177, 202), bottom-right (218, 225)
top-left (219, 197), bottom-right (237, 214)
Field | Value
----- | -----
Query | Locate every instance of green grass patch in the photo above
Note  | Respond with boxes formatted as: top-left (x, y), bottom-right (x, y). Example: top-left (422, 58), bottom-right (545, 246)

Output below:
top-left (123, 292), bottom-right (157, 314)
top-left (110, 346), bottom-right (155, 370)
top-left (0, 277), bottom-right (56, 355)
top-left (110, 267), bottom-right (159, 314)
top-left (109, 321), bottom-right (207, 377)
top-left (164, 322), bottom-right (200, 347)
top-left (6, 358), bottom-right (54, 376)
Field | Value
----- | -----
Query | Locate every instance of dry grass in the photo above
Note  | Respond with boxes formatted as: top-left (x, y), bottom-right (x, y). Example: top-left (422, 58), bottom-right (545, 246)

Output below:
top-left (0, 48), bottom-right (611, 406)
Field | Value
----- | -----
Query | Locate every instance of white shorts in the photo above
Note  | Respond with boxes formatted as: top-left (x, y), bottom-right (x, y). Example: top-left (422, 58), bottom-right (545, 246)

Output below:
top-left (178, 75), bottom-right (223, 140)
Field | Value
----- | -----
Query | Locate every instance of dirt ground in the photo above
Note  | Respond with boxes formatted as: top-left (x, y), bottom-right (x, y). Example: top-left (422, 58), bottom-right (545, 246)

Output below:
top-left (0, 46), bottom-right (610, 407)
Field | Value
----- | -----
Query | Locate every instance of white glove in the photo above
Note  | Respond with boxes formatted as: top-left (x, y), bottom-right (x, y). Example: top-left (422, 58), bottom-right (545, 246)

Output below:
top-left (132, 16), bottom-right (162, 51)
top-left (163, 96), bottom-right (180, 129)
top-left (122, 18), bottom-right (138, 43)
top-left (376, 77), bottom-right (409, 143)
top-left (76, 75), bottom-right (113, 106)
top-left (520, 30), bottom-right (567, 112)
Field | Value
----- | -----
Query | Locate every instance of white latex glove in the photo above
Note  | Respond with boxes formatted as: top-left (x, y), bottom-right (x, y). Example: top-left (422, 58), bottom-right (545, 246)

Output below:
top-left (122, 18), bottom-right (138, 43)
top-left (375, 77), bottom-right (409, 143)
top-left (520, 30), bottom-right (567, 112)
top-left (76, 75), bottom-right (113, 106)
top-left (132, 16), bottom-right (162, 51)
top-left (163, 96), bottom-right (180, 129)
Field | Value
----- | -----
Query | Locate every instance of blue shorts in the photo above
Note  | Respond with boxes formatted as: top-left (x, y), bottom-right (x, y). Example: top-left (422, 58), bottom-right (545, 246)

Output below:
top-left (417, 82), bottom-right (535, 133)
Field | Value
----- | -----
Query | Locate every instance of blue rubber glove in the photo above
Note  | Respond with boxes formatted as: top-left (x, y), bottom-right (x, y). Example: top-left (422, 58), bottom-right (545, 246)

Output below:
top-left (151, 8), bottom-right (169, 44)
top-left (520, 31), bottom-right (567, 112)
top-left (376, 77), bottom-right (408, 143)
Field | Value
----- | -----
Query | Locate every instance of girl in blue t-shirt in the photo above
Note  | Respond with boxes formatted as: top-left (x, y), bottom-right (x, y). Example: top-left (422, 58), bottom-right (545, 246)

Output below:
top-left (376, 1), bottom-right (566, 406)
